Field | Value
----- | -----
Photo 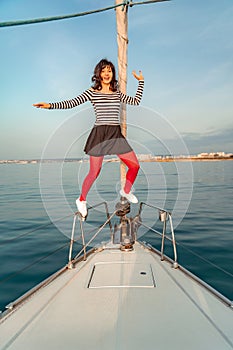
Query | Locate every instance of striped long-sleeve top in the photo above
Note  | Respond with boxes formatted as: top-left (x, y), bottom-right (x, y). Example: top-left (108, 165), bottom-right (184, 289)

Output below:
top-left (49, 80), bottom-right (144, 126)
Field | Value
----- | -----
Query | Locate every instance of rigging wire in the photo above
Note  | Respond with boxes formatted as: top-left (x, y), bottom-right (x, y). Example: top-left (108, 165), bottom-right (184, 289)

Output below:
top-left (0, 217), bottom-right (102, 287)
top-left (0, 242), bottom-right (70, 286)
top-left (175, 240), bottom-right (233, 279)
top-left (140, 222), bottom-right (233, 279)
top-left (1, 0), bottom-right (230, 301)
top-left (0, 213), bottom-right (74, 245)
top-left (0, 213), bottom-right (232, 289)
top-left (0, 0), bottom-right (170, 28)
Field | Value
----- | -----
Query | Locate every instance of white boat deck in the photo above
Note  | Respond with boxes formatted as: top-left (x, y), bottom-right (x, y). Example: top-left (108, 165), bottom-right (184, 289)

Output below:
top-left (0, 242), bottom-right (232, 350)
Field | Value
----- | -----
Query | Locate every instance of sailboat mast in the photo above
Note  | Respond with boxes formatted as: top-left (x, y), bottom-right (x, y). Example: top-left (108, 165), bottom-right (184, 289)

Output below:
top-left (115, 0), bottom-right (129, 187)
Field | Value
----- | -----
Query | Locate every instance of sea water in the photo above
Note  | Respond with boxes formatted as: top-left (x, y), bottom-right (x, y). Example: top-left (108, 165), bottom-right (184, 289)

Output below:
top-left (0, 160), bottom-right (232, 311)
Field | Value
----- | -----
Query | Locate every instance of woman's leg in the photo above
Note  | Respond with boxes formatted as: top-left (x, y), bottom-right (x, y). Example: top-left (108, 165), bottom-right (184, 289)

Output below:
top-left (117, 151), bottom-right (140, 193)
top-left (79, 155), bottom-right (104, 201)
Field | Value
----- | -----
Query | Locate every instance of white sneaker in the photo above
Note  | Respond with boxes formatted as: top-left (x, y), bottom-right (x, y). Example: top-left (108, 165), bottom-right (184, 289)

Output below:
top-left (76, 197), bottom-right (87, 218)
top-left (120, 189), bottom-right (138, 204)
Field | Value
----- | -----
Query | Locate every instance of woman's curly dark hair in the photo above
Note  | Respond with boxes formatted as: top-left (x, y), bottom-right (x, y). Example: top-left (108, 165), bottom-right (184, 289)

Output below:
top-left (91, 59), bottom-right (118, 91)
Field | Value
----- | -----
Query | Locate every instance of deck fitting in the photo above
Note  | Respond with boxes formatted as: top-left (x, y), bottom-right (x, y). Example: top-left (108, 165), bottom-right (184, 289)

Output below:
top-left (120, 237), bottom-right (134, 251)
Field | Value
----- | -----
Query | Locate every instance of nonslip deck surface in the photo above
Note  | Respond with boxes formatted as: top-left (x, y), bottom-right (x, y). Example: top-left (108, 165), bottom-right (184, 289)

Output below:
top-left (0, 242), bottom-right (232, 350)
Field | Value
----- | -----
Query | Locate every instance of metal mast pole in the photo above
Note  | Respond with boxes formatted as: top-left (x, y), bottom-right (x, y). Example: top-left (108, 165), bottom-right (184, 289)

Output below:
top-left (115, 0), bottom-right (129, 189)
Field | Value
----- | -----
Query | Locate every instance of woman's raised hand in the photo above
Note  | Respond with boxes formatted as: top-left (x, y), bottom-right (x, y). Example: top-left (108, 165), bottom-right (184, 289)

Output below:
top-left (33, 102), bottom-right (50, 109)
top-left (132, 70), bottom-right (144, 81)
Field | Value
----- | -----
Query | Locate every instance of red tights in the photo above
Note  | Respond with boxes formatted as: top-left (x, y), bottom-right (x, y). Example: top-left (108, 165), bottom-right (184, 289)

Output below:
top-left (79, 151), bottom-right (140, 201)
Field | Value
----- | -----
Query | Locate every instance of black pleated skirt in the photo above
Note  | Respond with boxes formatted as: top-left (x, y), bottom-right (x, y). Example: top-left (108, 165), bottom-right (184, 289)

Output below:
top-left (84, 124), bottom-right (133, 156)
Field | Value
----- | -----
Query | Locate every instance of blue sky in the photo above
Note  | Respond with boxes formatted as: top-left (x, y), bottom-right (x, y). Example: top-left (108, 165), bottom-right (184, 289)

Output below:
top-left (1, 0), bottom-right (233, 159)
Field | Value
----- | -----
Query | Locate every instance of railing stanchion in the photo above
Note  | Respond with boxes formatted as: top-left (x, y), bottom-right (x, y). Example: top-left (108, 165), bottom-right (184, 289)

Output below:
top-left (160, 211), bottom-right (167, 261)
top-left (68, 214), bottom-right (78, 269)
top-left (79, 218), bottom-right (87, 261)
top-left (67, 201), bottom-right (115, 266)
top-left (137, 202), bottom-right (179, 268)
top-left (169, 213), bottom-right (178, 268)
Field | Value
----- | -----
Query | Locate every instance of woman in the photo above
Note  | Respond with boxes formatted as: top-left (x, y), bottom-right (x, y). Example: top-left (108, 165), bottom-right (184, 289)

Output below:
top-left (34, 59), bottom-right (144, 219)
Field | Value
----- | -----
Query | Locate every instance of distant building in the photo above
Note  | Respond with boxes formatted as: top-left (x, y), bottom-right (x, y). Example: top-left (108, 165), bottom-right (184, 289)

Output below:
top-left (137, 154), bottom-right (153, 161)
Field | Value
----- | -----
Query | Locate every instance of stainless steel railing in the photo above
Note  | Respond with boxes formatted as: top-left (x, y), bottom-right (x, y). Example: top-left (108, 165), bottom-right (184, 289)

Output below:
top-left (68, 200), bottom-right (178, 269)
top-left (137, 202), bottom-right (178, 268)
top-left (68, 201), bottom-right (116, 268)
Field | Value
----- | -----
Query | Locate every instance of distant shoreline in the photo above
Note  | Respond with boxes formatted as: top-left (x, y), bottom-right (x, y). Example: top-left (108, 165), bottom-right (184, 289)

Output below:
top-left (1, 156), bottom-right (233, 165)
top-left (141, 157), bottom-right (233, 162)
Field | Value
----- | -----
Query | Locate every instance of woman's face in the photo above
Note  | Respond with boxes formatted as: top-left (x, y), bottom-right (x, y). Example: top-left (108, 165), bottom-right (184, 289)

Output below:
top-left (100, 65), bottom-right (113, 85)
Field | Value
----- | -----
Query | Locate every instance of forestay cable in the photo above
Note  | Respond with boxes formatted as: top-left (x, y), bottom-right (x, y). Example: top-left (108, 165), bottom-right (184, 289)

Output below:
top-left (0, 0), bottom-right (170, 28)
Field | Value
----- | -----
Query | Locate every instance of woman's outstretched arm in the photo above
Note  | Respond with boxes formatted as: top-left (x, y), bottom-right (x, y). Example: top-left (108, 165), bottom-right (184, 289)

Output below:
top-left (33, 102), bottom-right (50, 109)
top-left (119, 70), bottom-right (144, 106)
top-left (33, 90), bottom-right (92, 110)
top-left (132, 70), bottom-right (144, 81)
